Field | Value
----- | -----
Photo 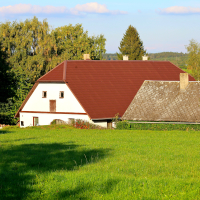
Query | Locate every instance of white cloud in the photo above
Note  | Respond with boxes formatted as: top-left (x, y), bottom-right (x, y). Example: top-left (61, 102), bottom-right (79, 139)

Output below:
top-left (0, 3), bottom-right (127, 16)
top-left (0, 4), bottom-right (68, 15)
top-left (157, 6), bottom-right (200, 14)
top-left (72, 2), bottom-right (109, 14)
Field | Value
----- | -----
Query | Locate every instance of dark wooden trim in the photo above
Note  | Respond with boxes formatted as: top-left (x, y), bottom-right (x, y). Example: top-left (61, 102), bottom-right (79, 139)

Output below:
top-left (20, 111), bottom-right (88, 115)
top-left (15, 82), bottom-right (39, 118)
top-left (107, 120), bottom-right (112, 129)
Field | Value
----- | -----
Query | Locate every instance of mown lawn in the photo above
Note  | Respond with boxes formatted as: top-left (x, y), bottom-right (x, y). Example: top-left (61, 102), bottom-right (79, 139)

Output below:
top-left (0, 125), bottom-right (200, 199)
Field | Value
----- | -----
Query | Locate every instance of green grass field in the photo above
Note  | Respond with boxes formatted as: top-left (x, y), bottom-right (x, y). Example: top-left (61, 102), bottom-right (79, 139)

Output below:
top-left (1, 125), bottom-right (200, 199)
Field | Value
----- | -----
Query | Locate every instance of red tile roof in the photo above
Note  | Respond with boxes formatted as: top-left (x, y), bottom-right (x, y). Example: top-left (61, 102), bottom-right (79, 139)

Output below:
top-left (17, 60), bottom-right (196, 119)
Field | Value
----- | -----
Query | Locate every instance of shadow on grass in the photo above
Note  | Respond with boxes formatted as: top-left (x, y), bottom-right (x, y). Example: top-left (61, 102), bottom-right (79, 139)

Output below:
top-left (0, 129), bottom-right (13, 134)
top-left (0, 142), bottom-right (110, 200)
top-left (59, 179), bottom-right (120, 199)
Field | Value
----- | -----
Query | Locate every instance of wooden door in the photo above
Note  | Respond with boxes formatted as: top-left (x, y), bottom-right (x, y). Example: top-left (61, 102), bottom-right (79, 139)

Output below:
top-left (33, 117), bottom-right (39, 126)
top-left (50, 100), bottom-right (56, 112)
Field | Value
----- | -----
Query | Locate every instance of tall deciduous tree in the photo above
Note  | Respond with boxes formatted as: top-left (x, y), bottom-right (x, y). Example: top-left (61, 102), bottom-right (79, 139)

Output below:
top-left (117, 25), bottom-right (146, 60)
top-left (186, 39), bottom-right (200, 80)
top-left (0, 17), bottom-right (56, 104)
top-left (53, 24), bottom-right (106, 62)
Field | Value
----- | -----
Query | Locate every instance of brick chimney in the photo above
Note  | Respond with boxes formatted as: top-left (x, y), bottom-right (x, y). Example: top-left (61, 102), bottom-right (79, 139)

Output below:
top-left (83, 54), bottom-right (90, 60)
top-left (180, 73), bottom-right (188, 90)
top-left (123, 55), bottom-right (128, 60)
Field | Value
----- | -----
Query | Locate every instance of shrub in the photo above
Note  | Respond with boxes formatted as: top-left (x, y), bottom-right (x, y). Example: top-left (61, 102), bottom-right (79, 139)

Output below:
top-left (50, 119), bottom-right (57, 125)
top-left (71, 119), bottom-right (104, 129)
top-left (116, 120), bottom-right (130, 130)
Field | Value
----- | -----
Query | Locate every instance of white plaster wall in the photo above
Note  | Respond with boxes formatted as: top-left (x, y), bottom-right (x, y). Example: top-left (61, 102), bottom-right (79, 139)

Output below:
top-left (22, 83), bottom-right (85, 113)
top-left (88, 119), bottom-right (107, 128)
top-left (20, 112), bottom-right (89, 127)
top-left (20, 112), bottom-right (108, 128)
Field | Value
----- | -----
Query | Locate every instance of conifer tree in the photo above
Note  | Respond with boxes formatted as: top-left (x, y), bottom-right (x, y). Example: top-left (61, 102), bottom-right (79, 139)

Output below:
top-left (117, 25), bottom-right (146, 60)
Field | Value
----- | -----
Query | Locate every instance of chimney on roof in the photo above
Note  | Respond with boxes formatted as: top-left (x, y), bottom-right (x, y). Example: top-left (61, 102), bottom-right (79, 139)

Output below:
top-left (83, 54), bottom-right (90, 60)
top-left (123, 55), bottom-right (129, 60)
top-left (180, 73), bottom-right (189, 90)
top-left (142, 55), bottom-right (149, 61)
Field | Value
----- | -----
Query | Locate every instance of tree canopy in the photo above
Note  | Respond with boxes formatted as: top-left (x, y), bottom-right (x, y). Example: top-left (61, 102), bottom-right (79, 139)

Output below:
top-left (117, 25), bottom-right (146, 60)
top-left (0, 45), bottom-right (16, 103)
top-left (0, 17), bottom-right (106, 124)
top-left (186, 39), bottom-right (200, 81)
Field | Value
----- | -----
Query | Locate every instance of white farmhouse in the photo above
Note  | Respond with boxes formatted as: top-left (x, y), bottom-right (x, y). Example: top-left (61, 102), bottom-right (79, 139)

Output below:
top-left (15, 59), bottom-right (195, 128)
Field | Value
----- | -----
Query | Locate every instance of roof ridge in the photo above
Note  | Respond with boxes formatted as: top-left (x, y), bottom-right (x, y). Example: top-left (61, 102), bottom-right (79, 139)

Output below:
top-left (66, 60), bottom-right (172, 62)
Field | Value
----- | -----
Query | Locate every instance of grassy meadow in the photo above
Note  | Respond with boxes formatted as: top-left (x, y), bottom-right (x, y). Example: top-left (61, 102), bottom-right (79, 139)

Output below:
top-left (0, 125), bottom-right (200, 199)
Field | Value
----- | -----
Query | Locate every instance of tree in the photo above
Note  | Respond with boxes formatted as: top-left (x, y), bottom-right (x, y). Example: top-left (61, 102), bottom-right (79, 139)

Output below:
top-left (117, 25), bottom-right (146, 60)
top-left (0, 45), bottom-right (16, 103)
top-left (53, 24), bottom-right (106, 62)
top-left (0, 45), bottom-right (17, 124)
top-left (186, 39), bottom-right (200, 80)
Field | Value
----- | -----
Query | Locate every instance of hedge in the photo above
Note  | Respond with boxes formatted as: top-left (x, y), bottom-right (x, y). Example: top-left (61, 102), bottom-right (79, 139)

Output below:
top-left (116, 121), bottom-right (200, 131)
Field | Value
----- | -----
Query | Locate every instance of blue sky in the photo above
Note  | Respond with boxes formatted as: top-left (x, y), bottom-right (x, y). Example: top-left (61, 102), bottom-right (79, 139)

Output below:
top-left (0, 0), bottom-right (200, 53)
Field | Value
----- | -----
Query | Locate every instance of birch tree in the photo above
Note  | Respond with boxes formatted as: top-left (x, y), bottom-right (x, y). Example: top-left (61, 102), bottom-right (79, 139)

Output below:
top-left (186, 39), bottom-right (200, 80)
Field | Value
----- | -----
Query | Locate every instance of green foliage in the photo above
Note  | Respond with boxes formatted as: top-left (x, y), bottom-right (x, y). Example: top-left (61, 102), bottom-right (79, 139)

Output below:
top-left (149, 52), bottom-right (188, 68)
top-left (115, 122), bottom-right (200, 131)
top-left (0, 44), bottom-right (16, 103)
top-left (115, 120), bottom-right (130, 129)
top-left (117, 25), bottom-right (146, 60)
top-left (1, 127), bottom-right (200, 199)
top-left (50, 119), bottom-right (57, 125)
top-left (0, 98), bottom-right (18, 124)
top-left (112, 113), bottom-right (130, 129)
top-left (53, 24), bottom-right (106, 61)
top-left (186, 39), bottom-right (200, 80)
top-left (103, 52), bottom-right (189, 71)
top-left (0, 17), bottom-right (106, 124)
top-left (102, 53), bottom-right (118, 60)
top-left (71, 119), bottom-right (105, 129)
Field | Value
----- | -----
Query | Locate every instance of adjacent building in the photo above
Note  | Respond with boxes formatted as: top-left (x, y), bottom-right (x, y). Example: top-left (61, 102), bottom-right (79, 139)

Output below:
top-left (122, 73), bottom-right (200, 122)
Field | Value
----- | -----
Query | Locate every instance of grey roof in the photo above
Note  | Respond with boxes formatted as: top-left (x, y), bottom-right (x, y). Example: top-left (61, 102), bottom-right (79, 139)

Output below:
top-left (122, 81), bottom-right (200, 122)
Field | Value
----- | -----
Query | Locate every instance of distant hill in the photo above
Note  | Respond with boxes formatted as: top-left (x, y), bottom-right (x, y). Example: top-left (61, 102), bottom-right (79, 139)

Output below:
top-left (103, 52), bottom-right (189, 72)
top-left (148, 52), bottom-right (188, 69)
top-left (102, 53), bottom-right (118, 60)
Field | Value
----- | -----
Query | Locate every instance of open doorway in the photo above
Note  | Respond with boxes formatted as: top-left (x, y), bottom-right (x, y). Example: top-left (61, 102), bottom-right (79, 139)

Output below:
top-left (33, 117), bottom-right (39, 126)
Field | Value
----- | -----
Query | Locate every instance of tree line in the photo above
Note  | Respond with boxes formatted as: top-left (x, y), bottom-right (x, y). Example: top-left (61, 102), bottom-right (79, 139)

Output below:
top-left (0, 17), bottom-right (106, 124)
